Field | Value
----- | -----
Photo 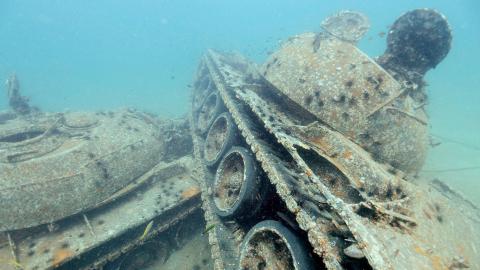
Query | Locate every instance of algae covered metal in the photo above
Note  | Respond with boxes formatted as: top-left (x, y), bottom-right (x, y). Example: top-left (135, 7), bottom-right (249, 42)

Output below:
top-left (0, 77), bottom-right (201, 270)
top-left (262, 9), bottom-right (452, 175)
top-left (191, 9), bottom-right (480, 270)
top-left (0, 109), bottom-right (165, 231)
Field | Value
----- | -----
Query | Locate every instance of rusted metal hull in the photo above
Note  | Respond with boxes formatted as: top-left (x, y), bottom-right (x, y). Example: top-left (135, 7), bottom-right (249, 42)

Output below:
top-left (0, 155), bottom-right (201, 270)
top-left (191, 50), bottom-right (480, 269)
top-left (0, 109), bottom-right (201, 269)
top-left (262, 33), bottom-right (428, 175)
top-left (0, 109), bottom-right (166, 231)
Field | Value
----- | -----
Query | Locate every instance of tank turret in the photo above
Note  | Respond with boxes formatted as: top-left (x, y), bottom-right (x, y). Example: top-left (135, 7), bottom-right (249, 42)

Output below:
top-left (262, 9), bottom-right (452, 175)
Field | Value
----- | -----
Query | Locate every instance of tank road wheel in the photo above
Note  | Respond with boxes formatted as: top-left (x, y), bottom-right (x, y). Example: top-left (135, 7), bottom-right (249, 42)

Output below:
top-left (203, 112), bottom-right (238, 167)
top-left (212, 146), bottom-right (265, 220)
top-left (193, 73), bottom-right (215, 111)
top-left (196, 91), bottom-right (225, 136)
top-left (239, 220), bottom-right (314, 270)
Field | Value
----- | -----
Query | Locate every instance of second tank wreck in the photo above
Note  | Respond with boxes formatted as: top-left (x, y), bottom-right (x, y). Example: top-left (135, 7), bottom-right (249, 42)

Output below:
top-left (0, 75), bottom-right (202, 270)
top-left (0, 7), bottom-right (478, 270)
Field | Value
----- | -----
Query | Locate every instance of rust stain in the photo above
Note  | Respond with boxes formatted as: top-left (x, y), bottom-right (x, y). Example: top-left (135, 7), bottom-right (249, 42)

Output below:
top-left (308, 136), bottom-right (334, 155)
top-left (342, 150), bottom-right (353, 160)
top-left (181, 186), bottom-right (200, 199)
top-left (413, 245), bottom-right (446, 270)
top-left (357, 241), bottom-right (368, 249)
top-left (53, 248), bottom-right (73, 267)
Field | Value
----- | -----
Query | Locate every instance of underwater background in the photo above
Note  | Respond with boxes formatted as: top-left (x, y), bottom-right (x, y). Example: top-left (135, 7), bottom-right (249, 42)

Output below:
top-left (0, 0), bottom-right (478, 204)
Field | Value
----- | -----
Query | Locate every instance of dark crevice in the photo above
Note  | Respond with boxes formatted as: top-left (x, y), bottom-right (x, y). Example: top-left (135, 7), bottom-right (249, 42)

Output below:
top-left (296, 147), bottom-right (363, 204)
top-left (0, 130), bottom-right (45, 143)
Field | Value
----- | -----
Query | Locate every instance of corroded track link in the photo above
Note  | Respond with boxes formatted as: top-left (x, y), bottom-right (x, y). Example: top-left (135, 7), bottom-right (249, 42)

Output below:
top-left (205, 50), bottom-right (480, 270)
top-left (0, 157), bottom-right (201, 270)
top-left (190, 62), bottom-right (245, 270)
top-left (201, 51), bottom-right (344, 269)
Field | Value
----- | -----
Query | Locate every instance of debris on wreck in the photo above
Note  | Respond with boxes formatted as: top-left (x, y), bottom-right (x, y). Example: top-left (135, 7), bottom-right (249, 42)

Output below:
top-left (5, 74), bottom-right (34, 115)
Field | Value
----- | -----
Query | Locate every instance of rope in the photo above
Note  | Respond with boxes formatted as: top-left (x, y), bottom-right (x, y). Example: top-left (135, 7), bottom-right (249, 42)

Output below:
top-left (422, 166), bottom-right (480, 173)
top-left (430, 133), bottom-right (480, 151)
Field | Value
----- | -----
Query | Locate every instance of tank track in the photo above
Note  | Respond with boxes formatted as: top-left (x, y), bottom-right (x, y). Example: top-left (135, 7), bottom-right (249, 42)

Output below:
top-left (191, 51), bottom-right (346, 270)
top-left (191, 50), bottom-right (480, 269)
top-left (190, 64), bottom-right (243, 270)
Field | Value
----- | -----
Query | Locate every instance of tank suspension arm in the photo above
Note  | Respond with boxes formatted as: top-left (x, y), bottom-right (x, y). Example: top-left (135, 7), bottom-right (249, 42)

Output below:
top-left (6, 232), bottom-right (21, 269)
top-left (83, 214), bottom-right (96, 237)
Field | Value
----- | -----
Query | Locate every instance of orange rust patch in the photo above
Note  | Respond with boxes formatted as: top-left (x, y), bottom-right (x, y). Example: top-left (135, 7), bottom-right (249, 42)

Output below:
top-left (342, 150), bottom-right (353, 160)
top-left (53, 248), bottom-right (73, 267)
top-left (357, 241), bottom-right (368, 249)
top-left (181, 186), bottom-right (200, 199)
top-left (430, 256), bottom-right (445, 270)
top-left (413, 245), bottom-right (446, 270)
top-left (414, 245), bottom-right (427, 256)
top-left (308, 136), bottom-right (334, 154)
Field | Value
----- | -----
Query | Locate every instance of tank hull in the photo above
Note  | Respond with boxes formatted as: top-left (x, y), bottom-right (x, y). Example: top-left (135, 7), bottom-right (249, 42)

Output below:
top-left (0, 110), bottom-right (201, 270)
top-left (191, 50), bottom-right (480, 269)
top-left (0, 109), bottom-right (165, 231)
top-left (262, 33), bottom-right (428, 175)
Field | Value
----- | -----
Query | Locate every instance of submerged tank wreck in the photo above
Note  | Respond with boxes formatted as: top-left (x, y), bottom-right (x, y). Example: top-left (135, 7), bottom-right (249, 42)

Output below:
top-left (0, 8), bottom-right (479, 270)
top-left (191, 9), bottom-right (480, 270)
top-left (0, 75), bottom-right (201, 270)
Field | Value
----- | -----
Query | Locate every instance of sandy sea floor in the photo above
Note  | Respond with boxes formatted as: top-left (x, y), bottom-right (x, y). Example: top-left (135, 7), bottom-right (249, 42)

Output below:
top-left (145, 232), bottom-right (213, 270)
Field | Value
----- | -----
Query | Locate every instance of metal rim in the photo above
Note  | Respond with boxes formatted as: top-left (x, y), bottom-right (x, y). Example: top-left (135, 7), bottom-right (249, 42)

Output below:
top-left (213, 149), bottom-right (246, 213)
top-left (239, 220), bottom-right (314, 270)
top-left (196, 91), bottom-right (223, 135)
top-left (204, 112), bottom-right (236, 167)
